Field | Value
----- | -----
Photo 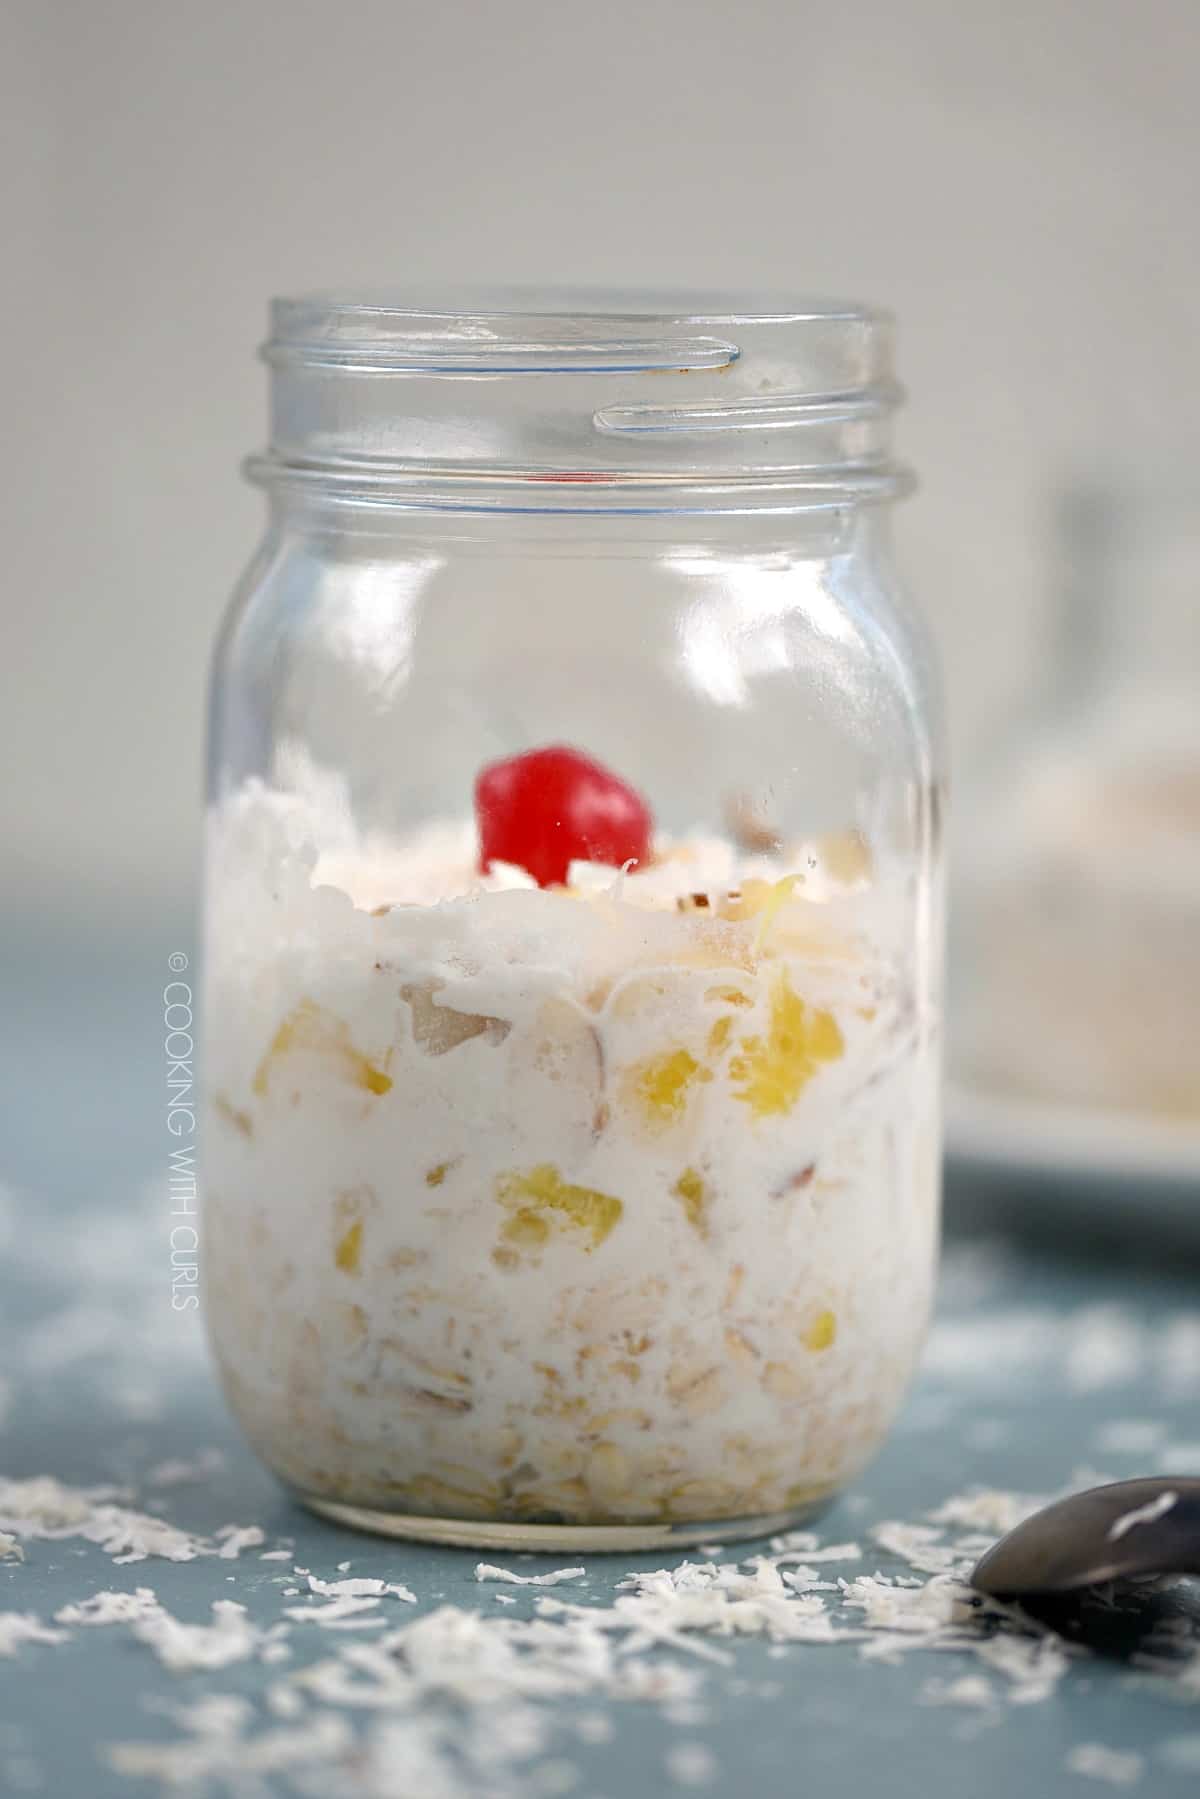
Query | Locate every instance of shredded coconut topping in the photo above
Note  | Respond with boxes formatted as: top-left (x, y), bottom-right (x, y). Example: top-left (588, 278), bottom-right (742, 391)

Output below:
top-left (147, 1450), bottom-right (227, 1488)
top-left (308, 1574), bottom-right (417, 1603)
top-left (475, 1565), bottom-right (587, 1588)
top-left (54, 1589), bottom-right (161, 1627)
top-left (283, 1596), bottom-right (388, 1631)
top-left (1065, 1744), bottom-right (1145, 1786)
top-left (133, 1599), bottom-right (283, 1672)
top-left (665, 1741), bottom-right (720, 1786)
top-left (0, 1613), bottom-right (68, 1658)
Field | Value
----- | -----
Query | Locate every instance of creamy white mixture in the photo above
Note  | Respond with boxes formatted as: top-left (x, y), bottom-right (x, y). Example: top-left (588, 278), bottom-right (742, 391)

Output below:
top-left (203, 779), bottom-right (939, 1533)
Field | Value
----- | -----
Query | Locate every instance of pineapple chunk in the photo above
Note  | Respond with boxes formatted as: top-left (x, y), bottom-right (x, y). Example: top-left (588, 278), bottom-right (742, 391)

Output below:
top-left (501, 1209), bottom-right (552, 1249)
top-left (334, 1219), bottom-right (363, 1275)
top-left (625, 1048), bottom-right (711, 1126)
top-left (715, 879), bottom-right (776, 922)
top-left (212, 1092), bottom-right (253, 1138)
top-left (804, 1308), bottom-right (837, 1351)
top-left (496, 1164), bottom-right (623, 1250)
top-left (253, 998), bottom-right (392, 1098)
top-left (729, 971), bottom-right (844, 1117)
top-left (673, 1167), bottom-right (709, 1238)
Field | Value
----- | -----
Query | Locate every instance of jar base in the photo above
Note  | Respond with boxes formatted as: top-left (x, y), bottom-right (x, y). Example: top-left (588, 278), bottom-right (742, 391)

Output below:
top-left (297, 1493), bottom-right (834, 1552)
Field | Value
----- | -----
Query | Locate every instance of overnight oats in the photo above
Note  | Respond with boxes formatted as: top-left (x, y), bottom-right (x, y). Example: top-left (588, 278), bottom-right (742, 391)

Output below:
top-left (203, 291), bottom-right (944, 1546)
top-left (205, 747), bottom-right (939, 1545)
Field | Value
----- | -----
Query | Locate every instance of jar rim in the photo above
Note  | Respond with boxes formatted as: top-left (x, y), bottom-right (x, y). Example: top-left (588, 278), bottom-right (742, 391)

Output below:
top-left (268, 285), bottom-right (892, 347)
top-left (259, 287), bottom-right (909, 509)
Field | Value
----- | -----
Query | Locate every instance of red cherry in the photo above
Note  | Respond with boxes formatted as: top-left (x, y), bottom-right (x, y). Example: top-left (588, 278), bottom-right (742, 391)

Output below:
top-left (475, 745), bottom-right (653, 888)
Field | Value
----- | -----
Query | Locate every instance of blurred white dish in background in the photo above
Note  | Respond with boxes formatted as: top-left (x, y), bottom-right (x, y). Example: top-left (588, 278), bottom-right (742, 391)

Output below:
top-left (946, 1080), bottom-right (1200, 1189)
top-left (954, 694), bottom-right (1200, 1127)
top-left (950, 479), bottom-right (1200, 1156)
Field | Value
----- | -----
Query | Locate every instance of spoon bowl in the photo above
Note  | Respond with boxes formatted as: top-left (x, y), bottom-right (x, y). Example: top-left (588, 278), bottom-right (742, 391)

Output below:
top-left (971, 1477), bottom-right (1200, 1598)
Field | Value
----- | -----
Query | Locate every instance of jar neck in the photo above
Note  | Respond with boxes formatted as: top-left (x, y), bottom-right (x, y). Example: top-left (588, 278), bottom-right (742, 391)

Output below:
top-left (259, 486), bottom-right (893, 564)
top-left (250, 291), bottom-right (912, 516)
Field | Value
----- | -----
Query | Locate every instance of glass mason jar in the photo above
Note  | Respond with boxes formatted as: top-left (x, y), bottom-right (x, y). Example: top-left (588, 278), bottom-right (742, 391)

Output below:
top-left (203, 291), bottom-right (944, 1549)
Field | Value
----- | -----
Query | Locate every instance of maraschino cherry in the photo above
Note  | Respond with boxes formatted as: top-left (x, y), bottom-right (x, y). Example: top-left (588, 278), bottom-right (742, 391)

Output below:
top-left (475, 745), bottom-right (653, 888)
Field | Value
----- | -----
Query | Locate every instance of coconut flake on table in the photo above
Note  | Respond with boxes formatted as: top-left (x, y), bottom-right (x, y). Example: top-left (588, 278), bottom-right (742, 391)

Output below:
top-left (307, 1573), bottom-right (417, 1603)
top-left (288, 1644), bottom-right (415, 1710)
top-left (216, 1524), bottom-right (267, 1559)
top-left (266, 1682), bottom-right (307, 1720)
top-left (377, 1602), bottom-right (618, 1705)
top-left (764, 1532), bottom-right (863, 1563)
top-left (0, 1474), bottom-right (119, 1532)
top-left (665, 1740), bottom-right (719, 1786)
top-left (575, 1712), bottom-right (614, 1745)
top-left (841, 1574), bottom-right (974, 1644)
top-left (919, 1673), bottom-right (996, 1708)
top-left (54, 1588), bottom-right (160, 1626)
top-left (157, 1696), bottom-right (258, 1740)
top-left (0, 1473), bottom-right (275, 1566)
top-left (550, 1562), bottom-right (848, 1657)
top-left (922, 1309), bottom-right (1062, 1383)
top-left (976, 1633), bottom-right (1076, 1704)
top-left (5, 1180), bottom-right (206, 1408)
top-left (106, 1712), bottom-right (354, 1788)
top-left (147, 1449), bottom-right (227, 1487)
top-left (921, 1303), bottom-right (1158, 1395)
top-left (609, 1659), bottom-right (707, 1708)
top-left (926, 1490), bottom-right (1043, 1536)
top-left (870, 1521), bottom-right (974, 1577)
top-left (1066, 1308), bottom-right (1148, 1394)
top-left (283, 1595), bottom-right (388, 1630)
top-left (134, 1599), bottom-right (280, 1672)
top-left (0, 1613), bottom-right (68, 1657)
top-left (1065, 1743), bottom-right (1145, 1786)
top-left (0, 1474), bottom-right (199, 1563)
top-left (474, 1565), bottom-right (586, 1588)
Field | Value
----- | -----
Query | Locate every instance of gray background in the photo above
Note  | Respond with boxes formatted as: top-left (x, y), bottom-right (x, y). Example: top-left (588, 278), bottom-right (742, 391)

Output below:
top-left (4, 0), bottom-right (1200, 926)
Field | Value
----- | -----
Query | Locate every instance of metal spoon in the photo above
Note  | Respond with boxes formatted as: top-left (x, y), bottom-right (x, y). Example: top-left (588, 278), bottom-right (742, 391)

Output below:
top-left (972, 1477), bottom-right (1200, 1597)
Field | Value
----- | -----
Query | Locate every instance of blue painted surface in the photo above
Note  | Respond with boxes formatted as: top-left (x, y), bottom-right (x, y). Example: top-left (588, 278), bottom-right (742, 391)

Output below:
top-left (2, 921), bottom-right (1200, 1797)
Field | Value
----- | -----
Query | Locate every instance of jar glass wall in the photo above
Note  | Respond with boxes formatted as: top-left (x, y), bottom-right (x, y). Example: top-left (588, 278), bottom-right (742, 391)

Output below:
top-left (203, 294), bottom-right (944, 1549)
